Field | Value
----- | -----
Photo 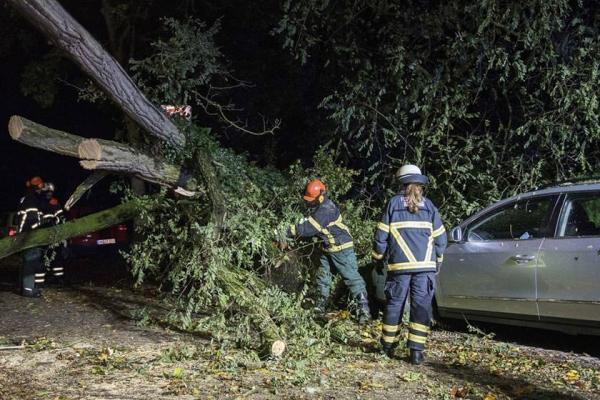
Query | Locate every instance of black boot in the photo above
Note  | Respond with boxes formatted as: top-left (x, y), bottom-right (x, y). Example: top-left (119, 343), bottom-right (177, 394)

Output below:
top-left (355, 292), bottom-right (371, 325)
top-left (314, 297), bottom-right (329, 313)
top-left (410, 349), bottom-right (424, 365)
top-left (381, 345), bottom-right (395, 358)
top-left (20, 288), bottom-right (42, 298)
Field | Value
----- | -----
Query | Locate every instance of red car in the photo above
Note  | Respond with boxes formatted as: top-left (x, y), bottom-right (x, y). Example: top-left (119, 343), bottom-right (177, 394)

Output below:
top-left (67, 206), bottom-right (130, 255)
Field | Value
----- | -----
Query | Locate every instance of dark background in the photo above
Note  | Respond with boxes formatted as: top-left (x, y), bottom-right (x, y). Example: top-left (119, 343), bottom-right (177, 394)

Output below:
top-left (0, 0), bottom-right (325, 211)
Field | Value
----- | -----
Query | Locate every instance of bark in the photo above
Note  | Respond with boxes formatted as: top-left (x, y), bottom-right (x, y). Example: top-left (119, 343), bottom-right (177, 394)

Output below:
top-left (193, 151), bottom-right (226, 232)
top-left (0, 202), bottom-right (140, 259)
top-left (6, 0), bottom-right (185, 148)
top-left (217, 267), bottom-right (286, 357)
top-left (64, 171), bottom-right (109, 211)
top-left (8, 115), bottom-right (197, 192)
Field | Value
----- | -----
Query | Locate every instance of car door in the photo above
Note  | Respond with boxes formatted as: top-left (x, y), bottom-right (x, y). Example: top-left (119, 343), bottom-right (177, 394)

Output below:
top-left (538, 191), bottom-right (600, 324)
top-left (439, 195), bottom-right (558, 318)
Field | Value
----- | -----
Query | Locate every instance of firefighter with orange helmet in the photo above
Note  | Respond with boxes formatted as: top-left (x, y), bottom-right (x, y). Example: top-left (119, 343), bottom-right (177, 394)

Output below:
top-left (283, 179), bottom-right (371, 324)
top-left (16, 176), bottom-right (47, 297)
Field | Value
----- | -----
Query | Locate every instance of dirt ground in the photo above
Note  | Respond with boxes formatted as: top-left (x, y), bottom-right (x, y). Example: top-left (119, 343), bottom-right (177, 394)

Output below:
top-left (0, 255), bottom-right (599, 400)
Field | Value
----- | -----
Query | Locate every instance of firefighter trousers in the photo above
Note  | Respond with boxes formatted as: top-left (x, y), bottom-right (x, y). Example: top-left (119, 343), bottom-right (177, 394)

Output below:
top-left (381, 271), bottom-right (435, 351)
top-left (19, 247), bottom-right (44, 295)
top-left (316, 248), bottom-right (367, 301)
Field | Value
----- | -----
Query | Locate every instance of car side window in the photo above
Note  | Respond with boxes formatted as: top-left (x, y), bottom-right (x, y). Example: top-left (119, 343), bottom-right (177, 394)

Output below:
top-left (558, 192), bottom-right (600, 238)
top-left (467, 197), bottom-right (555, 241)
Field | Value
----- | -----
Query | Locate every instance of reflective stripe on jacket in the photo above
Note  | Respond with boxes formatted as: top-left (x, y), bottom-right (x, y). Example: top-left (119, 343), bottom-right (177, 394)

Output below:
top-left (17, 192), bottom-right (45, 233)
top-left (288, 198), bottom-right (353, 253)
top-left (373, 194), bottom-right (447, 273)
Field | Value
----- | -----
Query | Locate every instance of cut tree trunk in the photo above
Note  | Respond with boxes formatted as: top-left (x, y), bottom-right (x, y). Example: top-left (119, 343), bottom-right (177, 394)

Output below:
top-left (5, 0), bottom-right (185, 148)
top-left (8, 115), bottom-right (197, 192)
top-left (217, 266), bottom-right (286, 357)
top-left (0, 202), bottom-right (141, 259)
top-left (8, 0), bottom-right (226, 230)
top-left (64, 171), bottom-right (108, 211)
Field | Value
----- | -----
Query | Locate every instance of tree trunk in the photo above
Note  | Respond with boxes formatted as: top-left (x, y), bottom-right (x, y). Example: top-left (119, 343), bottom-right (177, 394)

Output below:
top-left (6, 0), bottom-right (185, 148)
top-left (217, 267), bottom-right (286, 357)
top-left (64, 171), bottom-right (108, 211)
top-left (0, 202), bottom-right (141, 259)
top-left (8, 115), bottom-right (197, 192)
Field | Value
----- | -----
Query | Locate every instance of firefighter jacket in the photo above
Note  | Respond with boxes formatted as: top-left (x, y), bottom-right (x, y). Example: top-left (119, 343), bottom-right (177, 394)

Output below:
top-left (42, 197), bottom-right (65, 227)
top-left (373, 193), bottom-right (447, 273)
top-left (17, 190), bottom-right (46, 233)
top-left (287, 198), bottom-right (354, 253)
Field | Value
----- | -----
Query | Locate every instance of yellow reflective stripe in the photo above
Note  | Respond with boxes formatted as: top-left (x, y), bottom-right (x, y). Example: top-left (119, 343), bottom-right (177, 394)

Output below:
top-left (382, 324), bottom-right (398, 332)
top-left (308, 216), bottom-right (322, 231)
top-left (372, 251), bottom-right (384, 260)
top-left (390, 228), bottom-right (417, 263)
top-left (323, 241), bottom-right (353, 253)
top-left (289, 225), bottom-right (297, 236)
top-left (322, 228), bottom-right (336, 245)
top-left (390, 221), bottom-right (433, 230)
top-left (388, 261), bottom-right (436, 271)
top-left (409, 322), bottom-right (430, 333)
top-left (424, 235), bottom-right (433, 263)
top-left (382, 335), bottom-right (397, 344)
top-left (408, 334), bottom-right (427, 344)
top-left (432, 225), bottom-right (446, 237)
top-left (437, 255), bottom-right (444, 263)
top-left (377, 222), bottom-right (390, 233)
top-left (307, 216), bottom-right (335, 244)
top-left (328, 216), bottom-right (350, 233)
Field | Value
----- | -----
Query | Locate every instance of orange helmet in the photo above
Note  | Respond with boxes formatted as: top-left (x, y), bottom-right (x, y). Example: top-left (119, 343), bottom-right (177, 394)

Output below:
top-left (303, 179), bottom-right (326, 201)
top-left (27, 176), bottom-right (44, 189)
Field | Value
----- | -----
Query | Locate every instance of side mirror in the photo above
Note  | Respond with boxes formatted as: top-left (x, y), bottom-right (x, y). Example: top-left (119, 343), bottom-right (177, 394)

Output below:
top-left (450, 226), bottom-right (463, 242)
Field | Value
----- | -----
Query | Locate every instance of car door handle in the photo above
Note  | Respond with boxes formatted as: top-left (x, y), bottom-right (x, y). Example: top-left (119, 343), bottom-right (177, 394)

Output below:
top-left (512, 254), bottom-right (536, 263)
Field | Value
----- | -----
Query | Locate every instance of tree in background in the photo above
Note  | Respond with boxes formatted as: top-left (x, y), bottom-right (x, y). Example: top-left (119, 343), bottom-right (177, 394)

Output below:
top-left (276, 0), bottom-right (600, 223)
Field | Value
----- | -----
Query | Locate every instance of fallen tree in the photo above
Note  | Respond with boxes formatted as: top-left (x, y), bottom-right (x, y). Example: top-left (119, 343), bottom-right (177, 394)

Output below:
top-left (6, 0), bottom-right (289, 357)
top-left (0, 202), bottom-right (140, 259)
top-left (8, 115), bottom-right (198, 192)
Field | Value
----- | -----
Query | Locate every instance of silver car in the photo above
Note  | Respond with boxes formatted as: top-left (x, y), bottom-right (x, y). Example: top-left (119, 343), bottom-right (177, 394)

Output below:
top-left (436, 181), bottom-right (600, 335)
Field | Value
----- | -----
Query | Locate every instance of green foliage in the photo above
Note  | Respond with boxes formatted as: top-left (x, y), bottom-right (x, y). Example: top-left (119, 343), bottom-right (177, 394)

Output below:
top-left (20, 51), bottom-right (64, 108)
top-left (277, 0), bottom-right (600, 224)
top-left (130, 17), bottom-right (227, 107)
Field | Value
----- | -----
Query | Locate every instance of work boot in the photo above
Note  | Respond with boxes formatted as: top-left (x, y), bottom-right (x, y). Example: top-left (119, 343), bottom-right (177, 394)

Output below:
top-left (20, 288), bottom-right (42, 298)
top-left (381, 345), bottom-right (395, 358)
top-left (314, 297), bottom-right (329, 314)
top-left (410, 349), bottom-right (424, 365)
top-left (355, 292), bottom-right (371, 325)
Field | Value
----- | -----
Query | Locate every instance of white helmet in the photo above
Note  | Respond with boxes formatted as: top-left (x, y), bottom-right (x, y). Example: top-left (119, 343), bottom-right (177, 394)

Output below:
top-left (396, 164), bottom-right (429, 185)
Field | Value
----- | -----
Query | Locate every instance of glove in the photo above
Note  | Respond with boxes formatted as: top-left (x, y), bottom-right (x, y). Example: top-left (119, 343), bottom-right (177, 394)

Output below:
top-left (276, 241), bottom-right (289, 251)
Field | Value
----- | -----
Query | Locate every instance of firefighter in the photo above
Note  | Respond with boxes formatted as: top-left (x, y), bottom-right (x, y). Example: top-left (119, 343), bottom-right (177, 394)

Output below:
top-left (373, 165), bottom-right (447, 364)
top-left (41, 182), bottom-right (66, 283)
top-left (16, 176), bottom-right (47, 297)
top-left (283, 179), bottom-right (371, 324)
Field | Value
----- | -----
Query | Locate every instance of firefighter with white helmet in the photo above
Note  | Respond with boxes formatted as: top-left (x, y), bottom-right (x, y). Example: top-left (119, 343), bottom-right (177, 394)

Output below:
top-left (373, 165), bottom-right (447, 364)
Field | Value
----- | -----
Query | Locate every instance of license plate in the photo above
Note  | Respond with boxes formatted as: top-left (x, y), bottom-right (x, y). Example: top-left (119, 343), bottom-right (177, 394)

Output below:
top-left (97, 238), bottom-right (116, 245)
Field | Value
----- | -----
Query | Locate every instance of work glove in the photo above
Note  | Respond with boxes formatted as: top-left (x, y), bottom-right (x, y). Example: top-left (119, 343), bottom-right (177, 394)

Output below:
top-left (273, 228), bottom-right (291, 251)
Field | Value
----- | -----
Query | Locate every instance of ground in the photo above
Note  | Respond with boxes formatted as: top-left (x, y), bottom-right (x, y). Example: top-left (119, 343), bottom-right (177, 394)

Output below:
top-left (0, 255), bottom-right (599, 400)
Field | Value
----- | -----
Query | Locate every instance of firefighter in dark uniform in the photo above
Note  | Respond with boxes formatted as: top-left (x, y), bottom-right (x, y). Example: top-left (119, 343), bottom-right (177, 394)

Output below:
top-left (372, 165), bottom-right (447, 364)
top-left (16, 176), bottom-right (47, 297)
top-left (283, 179), bottom-right (371, 324)
top-left (41, 182), bottom-right (66, 283)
